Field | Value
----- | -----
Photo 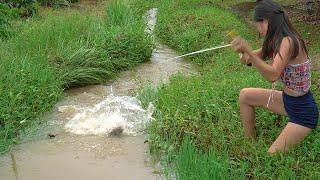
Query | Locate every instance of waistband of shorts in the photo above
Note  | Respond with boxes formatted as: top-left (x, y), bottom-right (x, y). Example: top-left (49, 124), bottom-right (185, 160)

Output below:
top-left (283, 90), bottom-right (312, 100)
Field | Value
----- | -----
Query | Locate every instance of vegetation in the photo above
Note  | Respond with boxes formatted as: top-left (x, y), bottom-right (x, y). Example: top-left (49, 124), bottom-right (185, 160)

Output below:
top-left (135, 0), bottom-right (320, 179)
top-left (163, 138), bottom-right (233, 180)
top-left (0, 0), bottom-right (153, 153)
top-left (0, 0), bottom-right (81, 40)
top-left (2, 0), bottom-right (39, 17)
top-left (0, 3), bottom-right (15, 39)
top-left (1, 0), bottom-right (79, 17)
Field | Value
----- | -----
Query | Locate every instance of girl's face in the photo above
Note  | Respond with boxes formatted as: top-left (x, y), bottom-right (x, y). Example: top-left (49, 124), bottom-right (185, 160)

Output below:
top-left (255, 20), bottom-right (268, 36)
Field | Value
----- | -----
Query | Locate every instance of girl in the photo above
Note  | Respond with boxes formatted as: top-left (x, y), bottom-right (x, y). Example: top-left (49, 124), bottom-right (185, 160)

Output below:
top-left (231, 0), bottom-right (319, 154)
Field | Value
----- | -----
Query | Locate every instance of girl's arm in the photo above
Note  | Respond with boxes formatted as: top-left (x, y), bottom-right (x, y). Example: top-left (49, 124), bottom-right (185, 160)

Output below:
top-left (232, 37), bottom-right (291, 82)
top-left (251, 48), bottom-right (262, 58)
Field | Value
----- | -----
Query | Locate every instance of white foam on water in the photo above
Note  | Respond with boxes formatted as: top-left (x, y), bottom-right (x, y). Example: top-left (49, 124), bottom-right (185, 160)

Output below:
top-left (64, 93), bottom-right (154, 136)
top-left (144, 8), bottom-right (158, 35)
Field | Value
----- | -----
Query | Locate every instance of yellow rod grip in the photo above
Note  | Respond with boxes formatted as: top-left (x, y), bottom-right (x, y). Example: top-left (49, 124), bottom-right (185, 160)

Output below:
top-left (226, 30), bottom-right (239, 41)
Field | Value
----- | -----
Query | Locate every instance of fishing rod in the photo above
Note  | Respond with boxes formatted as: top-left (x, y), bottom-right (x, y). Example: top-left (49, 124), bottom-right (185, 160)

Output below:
top-left (167, 44), bottom-right (232, 60)
top-left (167, 30), bottom-right (240, 60)
top-left (167, 30), bottom-right (252, 66)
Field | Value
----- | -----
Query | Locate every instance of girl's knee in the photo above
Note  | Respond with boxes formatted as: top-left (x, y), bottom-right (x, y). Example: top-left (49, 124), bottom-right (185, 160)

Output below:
top-left (239, 88), bottom-right (252, 103)
top-left (267, 143), bottom-right (287, 154)
top-left (267, 146), bottom-right (278, 154)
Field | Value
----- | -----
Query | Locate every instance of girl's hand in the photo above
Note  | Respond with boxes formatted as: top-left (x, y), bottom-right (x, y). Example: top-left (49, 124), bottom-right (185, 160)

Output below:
top-left (239, 53), bottom-right (250, 65)
top-left (231, 37), bottom-right (251, 54)
top-left (239, 53), bottom-right (252, 66)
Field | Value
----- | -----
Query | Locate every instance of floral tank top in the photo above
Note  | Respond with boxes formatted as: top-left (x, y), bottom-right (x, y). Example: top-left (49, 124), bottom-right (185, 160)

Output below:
top-left (279, 59), bottom-right (311, 93)
top-left (266, 51), bottom-right (311, 108)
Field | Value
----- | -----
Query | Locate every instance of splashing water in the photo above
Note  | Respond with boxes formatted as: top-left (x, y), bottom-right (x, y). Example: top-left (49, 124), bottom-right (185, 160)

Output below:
top-left (63, 9), bottom-right (160, 137)
top-left (64, 89), bottom-right (155, 136)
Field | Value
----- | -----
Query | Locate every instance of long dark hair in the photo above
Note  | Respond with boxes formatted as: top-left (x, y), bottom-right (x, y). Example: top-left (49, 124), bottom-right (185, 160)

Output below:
top-left (254, 0), bottom-right (308, 60)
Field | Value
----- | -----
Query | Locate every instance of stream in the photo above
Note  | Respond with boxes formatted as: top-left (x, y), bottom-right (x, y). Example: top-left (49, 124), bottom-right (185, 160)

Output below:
top-left (0, 8), bottom-right (196, 180)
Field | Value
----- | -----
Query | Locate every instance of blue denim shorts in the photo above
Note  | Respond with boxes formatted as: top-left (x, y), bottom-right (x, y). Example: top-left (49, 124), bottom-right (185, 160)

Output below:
top-left (282, 91), bottom-right (319, 129)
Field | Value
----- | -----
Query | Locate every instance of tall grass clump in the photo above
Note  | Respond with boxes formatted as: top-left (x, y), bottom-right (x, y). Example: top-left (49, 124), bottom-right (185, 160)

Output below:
top-left (164, 138), bottom-right (232, 180)
top-left (130, 0), bottom-right (159, 16)
top-left (103, 1), bottom-right (153, 70)
top-left (8, 12), bottom-right (114, 88)
top-left (0, 54), bottom-right (62, 152)
top-left (106, 0), bottom-right (135, 27)
top-left (0, 0), bottom-right (153, 153)
top-left (0, 3), bottom-right (17, 39)
top-left (2, 0), bottom-right (80, 18)
top-left (2, 0), bottom-right (39, 17)
top-left (136, 0), bottom-right (320, 178)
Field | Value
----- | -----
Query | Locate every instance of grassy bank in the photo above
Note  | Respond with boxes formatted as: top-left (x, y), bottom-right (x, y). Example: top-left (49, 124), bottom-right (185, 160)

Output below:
top-left (135, 0), bottom-right (320, 179)
top-left (0, 0), bottom-right (153, 153)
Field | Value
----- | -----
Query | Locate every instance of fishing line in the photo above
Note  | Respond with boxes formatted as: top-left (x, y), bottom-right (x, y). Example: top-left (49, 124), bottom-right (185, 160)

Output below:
top-left (166, 30), bottom-right (238, 60)
top-left (166, 44), bottom-right (232, 60)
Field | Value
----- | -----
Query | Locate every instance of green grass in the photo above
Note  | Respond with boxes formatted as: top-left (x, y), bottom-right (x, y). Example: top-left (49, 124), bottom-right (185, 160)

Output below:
top-left (163, 137), bottom-right (233, 180)
top-left (135, 0), bottom-right (320, 179)
top-left (0, 0), bottom-right (153, 153)
top-left (155, 2), bottom-right (256, 65)
top-left (0, 3), bottom-right (11, 39)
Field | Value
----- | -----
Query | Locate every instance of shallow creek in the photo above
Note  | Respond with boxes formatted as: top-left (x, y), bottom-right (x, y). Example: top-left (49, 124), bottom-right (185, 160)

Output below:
top-left (0, 8), bottom-right (196, 180)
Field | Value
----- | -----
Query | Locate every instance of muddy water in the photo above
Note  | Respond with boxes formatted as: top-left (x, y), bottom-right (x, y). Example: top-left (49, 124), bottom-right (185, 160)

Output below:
top-left (0, 8), bottom-right (196, 180)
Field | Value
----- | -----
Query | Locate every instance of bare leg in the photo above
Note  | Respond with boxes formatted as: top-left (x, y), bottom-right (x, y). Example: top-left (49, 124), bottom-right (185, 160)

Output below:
top-left (239, 88), bottom-right (288, 138)
top-left (239, 99), bottom-right (256, 137)
top-left (239, 88), bottom-right (312, 153)
top-left (268, 122), bottom-right (312, 154)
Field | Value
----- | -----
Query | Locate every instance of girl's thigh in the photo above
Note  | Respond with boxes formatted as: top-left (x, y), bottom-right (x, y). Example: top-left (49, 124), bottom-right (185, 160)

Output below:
top-left (268, 122), bottom-right (312, 153)
top-left (239, 88), bottom-right (288, 116)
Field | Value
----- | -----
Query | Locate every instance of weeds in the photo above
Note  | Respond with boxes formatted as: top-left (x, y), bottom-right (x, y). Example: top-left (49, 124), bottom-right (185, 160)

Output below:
top-left (0, 3), bottom-right (16, 39)
top-left (164, 137), bottom-right (232, 180)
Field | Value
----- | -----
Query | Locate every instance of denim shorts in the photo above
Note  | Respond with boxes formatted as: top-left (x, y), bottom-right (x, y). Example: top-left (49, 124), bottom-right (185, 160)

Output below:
top-left (282, 91), bottom-right (319, 129)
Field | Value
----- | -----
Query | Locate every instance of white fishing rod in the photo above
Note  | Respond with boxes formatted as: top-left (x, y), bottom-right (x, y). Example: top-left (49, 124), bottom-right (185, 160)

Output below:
top-left (167, 30), bottom-right (239, 60)
top-left (167, 44), bottom-right (232, 60)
